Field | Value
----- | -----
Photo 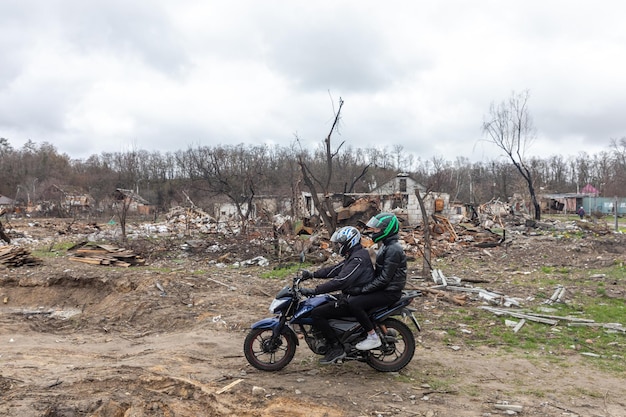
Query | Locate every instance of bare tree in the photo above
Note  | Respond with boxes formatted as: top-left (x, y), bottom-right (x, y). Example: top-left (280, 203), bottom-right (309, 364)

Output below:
top-left (297, 98), bottom-right (344, 234)
top-left (482, 90), bottom-right (541, 220)
top-left (609, 137), bottom-right (626, 194)
top-left (180, 144), bottom-right (268, 234)
top-left (112, 188), bottom-right (133, 244)
top-left (415, 188), bottom-right (432, 276)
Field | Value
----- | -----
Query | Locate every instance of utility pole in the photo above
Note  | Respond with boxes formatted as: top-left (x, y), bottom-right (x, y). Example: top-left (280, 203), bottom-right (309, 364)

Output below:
top-left (615, 196), bottom-right (619, 232)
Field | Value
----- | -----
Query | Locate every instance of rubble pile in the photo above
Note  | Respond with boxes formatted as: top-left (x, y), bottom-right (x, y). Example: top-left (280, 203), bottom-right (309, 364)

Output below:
top-left (67, 242), bottom-right (146, 267)
top-left (0, 246), bottom-right (43, 267)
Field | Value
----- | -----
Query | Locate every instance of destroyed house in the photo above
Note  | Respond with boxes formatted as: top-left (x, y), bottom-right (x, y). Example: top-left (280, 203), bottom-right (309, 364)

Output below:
top-left (540, 193), bottom-right (586, 214)
top-left (369, 173), bottom-right (450, 226)
top-left (113, 189), bottom-right (153, 215)
top-left (301, 173), bottom-right (451, 227)
top-left (42, 185), bottom-right (95, 213)
top-left (212, 195), bottom-right (292, 222)
top-left (0, 195), bottom-right (15, 208)
top-left (209, 173), bottom-right (451, 228)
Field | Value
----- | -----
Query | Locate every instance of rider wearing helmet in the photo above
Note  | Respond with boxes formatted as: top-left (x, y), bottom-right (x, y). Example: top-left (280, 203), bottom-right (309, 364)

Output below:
top-left (346, 212), bottom-right (407, 350)
top-left (300, 226), bottom-right (375, 364)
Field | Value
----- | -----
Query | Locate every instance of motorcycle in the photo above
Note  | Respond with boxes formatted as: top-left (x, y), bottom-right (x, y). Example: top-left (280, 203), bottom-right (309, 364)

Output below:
top-left (243, 272), bottom-right (421, 372)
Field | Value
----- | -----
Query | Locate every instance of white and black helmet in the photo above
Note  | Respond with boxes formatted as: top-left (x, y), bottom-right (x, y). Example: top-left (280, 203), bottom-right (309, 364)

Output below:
top-left (330, 226), bottom-right (361, 256)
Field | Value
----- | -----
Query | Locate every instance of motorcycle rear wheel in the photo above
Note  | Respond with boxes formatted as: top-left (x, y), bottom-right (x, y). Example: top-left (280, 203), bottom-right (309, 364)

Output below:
top-left (366, 317), bottom-right (415, 372)
top-left (243, 327), bottom-right (297, 371)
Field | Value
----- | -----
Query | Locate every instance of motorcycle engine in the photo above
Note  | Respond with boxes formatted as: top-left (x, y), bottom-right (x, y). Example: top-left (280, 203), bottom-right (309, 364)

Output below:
top-left (304, 328), bottom-right (329, 355)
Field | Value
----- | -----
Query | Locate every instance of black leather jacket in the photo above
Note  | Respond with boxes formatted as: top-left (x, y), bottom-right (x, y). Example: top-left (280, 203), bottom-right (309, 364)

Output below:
top-left (311, 244), bottom-right (374, 295)
top-left (360, 234), bottom-right (407, 294)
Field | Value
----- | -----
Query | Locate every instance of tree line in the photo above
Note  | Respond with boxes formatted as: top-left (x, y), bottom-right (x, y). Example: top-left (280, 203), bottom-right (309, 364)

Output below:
top-left (0, 135), bottom-right (625, 219)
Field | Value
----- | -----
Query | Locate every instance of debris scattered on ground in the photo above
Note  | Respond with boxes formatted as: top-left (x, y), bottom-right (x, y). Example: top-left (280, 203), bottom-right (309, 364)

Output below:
top-left (1, 214), bottom-right (625, 416)
top-left (67, 241), bottom-right (146, 267)
top-left (481, 306), bottom-right (626, 334)
top-left (423, 268), bottom-right (521, 307)
top-left (0, 245), bottom-right (42, 267)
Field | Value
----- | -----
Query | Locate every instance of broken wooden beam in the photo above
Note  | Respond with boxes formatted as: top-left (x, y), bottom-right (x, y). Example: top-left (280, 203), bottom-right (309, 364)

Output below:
top-left (422, 287), bottom-right (467, 306)
top-left (545, 286), bottom-right (566, 304)
top-left (480, 306), bottom-right (558, 325)
top-left (215, 378), bottom-right (244, 394)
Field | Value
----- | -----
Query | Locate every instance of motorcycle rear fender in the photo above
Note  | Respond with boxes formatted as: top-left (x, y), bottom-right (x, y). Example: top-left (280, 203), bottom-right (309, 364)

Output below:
top-left (373, 304), bottom-right (421, 331)
top-left (372, 300), bottom-right (408, 320)
top-left (250, 317), bottom-right (299, 345)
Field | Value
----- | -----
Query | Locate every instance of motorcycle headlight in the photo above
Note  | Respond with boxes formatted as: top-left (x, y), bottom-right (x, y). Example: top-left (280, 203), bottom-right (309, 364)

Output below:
top-left (269, 298), bottom-right (289, 314)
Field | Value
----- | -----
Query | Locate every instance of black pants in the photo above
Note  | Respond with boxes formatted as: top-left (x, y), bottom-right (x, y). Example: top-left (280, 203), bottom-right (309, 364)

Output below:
top-left (310, 291), bottom-right (401, 345)
top-left (347, 291), bottom-right (401, 333)
top-left (310, 299), bottom-right (352, 346)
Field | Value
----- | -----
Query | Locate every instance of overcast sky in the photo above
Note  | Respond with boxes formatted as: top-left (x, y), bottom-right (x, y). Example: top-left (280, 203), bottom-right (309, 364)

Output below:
top-left (0, 1), bottom-right (623, 163)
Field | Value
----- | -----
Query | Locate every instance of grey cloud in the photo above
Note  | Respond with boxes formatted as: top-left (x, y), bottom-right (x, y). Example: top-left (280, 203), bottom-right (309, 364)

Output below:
top-left (260, 12), bottom-right (407, 93)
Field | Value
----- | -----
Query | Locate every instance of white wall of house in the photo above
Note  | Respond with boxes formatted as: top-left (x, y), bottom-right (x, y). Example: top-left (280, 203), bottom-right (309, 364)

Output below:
top-left (372, 174), bottom-right (450, 225)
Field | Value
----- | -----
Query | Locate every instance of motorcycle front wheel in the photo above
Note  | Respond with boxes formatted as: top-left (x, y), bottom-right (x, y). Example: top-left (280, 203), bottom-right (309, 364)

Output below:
top-left (243, 327), bottom-right (297, 371)
top-left (366, 317), bottom-right (416, 372)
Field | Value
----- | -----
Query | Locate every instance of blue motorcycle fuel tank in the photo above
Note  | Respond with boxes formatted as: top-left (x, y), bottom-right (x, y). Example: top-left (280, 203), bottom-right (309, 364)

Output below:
top-left (291, 294), bottom-right (332, 324)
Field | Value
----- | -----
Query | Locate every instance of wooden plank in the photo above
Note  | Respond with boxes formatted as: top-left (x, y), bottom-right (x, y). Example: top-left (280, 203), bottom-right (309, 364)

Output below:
top-left (75, 249), bottom-right (110, 255)
top-left (480, 306), bottom-right (558, 325)
top-left (68, 256), bottom-right (103, 265)
top-left (215, 378), bottom-right (244, 394)
top-left (513, 319), bottom-right (526, 333)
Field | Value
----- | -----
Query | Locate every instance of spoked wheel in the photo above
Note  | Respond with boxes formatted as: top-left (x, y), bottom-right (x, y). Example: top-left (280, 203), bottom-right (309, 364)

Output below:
top-left (243, 327), bottom-right (297, 371)
top-left (366, 318), bottom-right (416, 372)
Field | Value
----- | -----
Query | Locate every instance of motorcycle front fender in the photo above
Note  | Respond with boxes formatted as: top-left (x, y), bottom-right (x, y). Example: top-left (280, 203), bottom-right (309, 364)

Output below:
top-left (250, 317), bottom-right (299, 345)
top-left (250, 317), bottom-right (280, 330)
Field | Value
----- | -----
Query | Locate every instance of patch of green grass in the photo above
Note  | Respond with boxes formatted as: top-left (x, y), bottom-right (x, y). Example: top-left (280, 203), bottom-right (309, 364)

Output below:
top-left (604, 263), bottom-right (626, 280)
top-left (566, 386), bottom-right (607, 399)
top-left (31, 249), bottom-right (61, 258)
top-left (423, 377), bottom-right (455, 392)
top-left (393, 373), bottom-right (414, 383)
top-left (463, 384), bottom-right (482, 397)
top-left (443, 297), bottom-right (626, 374)
top-left (32, 241), bottom-right (77, 258)
top-left (146, 266), bottom-right (173, 273)
top-left (584, 297), bottom-right (626, 323)
top-left (260, 263), bottom-right (311, 279)
top-left (539, 266), bottom-right (571, 274)
top-left (517, 388), bottom-right (548, 398)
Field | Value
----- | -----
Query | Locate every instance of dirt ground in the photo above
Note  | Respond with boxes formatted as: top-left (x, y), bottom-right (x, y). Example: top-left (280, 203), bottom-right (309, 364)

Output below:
top-left (1, 218), bottom-right (625, 417)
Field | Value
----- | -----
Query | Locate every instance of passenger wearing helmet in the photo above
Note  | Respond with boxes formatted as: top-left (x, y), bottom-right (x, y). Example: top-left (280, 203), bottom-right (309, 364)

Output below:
top-left (299, 226), bottom-right (375, 364)
top-left (346, 212), bottom-right (407, 351)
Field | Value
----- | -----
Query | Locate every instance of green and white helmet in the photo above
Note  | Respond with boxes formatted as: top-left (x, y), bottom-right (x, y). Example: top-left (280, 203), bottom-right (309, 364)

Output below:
top-left (366, 213), bottom-right (399, 243)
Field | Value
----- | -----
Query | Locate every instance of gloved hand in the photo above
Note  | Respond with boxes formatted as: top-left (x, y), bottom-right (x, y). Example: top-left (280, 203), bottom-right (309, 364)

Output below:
top-left (299, 288), bottom-right (316, 297)
top-left (301, 270), bottom-right (313, 280)
top-left (345, 287), bottom-right (362, 296)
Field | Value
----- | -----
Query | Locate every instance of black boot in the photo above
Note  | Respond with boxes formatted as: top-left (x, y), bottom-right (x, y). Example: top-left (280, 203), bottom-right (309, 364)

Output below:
top-left (319, 344), bottom-right (346, 365)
